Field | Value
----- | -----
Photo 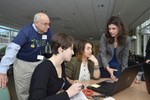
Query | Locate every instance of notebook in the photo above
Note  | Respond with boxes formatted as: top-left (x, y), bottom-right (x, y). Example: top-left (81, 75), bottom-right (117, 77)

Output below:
top-left (143, 63), bottom-right (150, 94)
top-left (87, 64), bottom-right (141, 96)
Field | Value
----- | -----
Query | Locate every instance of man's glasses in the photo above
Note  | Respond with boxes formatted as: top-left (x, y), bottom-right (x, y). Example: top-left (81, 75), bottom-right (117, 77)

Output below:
top-left (40, 22), bottom-right (51, 27)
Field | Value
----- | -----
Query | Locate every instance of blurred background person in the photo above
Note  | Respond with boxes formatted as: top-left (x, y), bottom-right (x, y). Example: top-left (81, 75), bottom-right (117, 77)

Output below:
top-left (145, 37), bottom-right (150, 63)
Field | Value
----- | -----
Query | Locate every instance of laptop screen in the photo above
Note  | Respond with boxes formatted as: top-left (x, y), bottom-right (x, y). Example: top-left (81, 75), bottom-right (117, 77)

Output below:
top-left (87, 64), bottom-right (141, 96)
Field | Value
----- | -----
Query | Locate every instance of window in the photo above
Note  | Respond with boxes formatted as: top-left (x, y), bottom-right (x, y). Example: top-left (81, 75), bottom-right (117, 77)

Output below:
top-left (0, 25), bottom-right (19, 49)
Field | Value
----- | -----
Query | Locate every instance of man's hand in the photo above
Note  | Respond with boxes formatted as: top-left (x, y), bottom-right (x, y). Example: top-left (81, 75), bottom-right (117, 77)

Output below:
top-left (0, 73), bottom-right (8, 89)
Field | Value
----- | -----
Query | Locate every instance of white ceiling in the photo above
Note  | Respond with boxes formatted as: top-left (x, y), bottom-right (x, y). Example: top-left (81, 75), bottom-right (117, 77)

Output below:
top-left (0, 0), bottom-right (150, 40)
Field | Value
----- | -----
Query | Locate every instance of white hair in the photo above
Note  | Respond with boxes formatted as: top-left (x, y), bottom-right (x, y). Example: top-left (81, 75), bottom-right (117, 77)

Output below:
top-left (33, 13), bottom-right (39, 22)
top-left (33, 12), bottom-right (48, 22)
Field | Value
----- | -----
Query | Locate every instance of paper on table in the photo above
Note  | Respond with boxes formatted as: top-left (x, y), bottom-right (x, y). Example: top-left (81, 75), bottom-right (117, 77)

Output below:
top-left (103, 97), bottom-right (115, 100)
top-left (70, 91), bottom-right (88, 100)
top-left (90, 84), bottom-right (100, 88)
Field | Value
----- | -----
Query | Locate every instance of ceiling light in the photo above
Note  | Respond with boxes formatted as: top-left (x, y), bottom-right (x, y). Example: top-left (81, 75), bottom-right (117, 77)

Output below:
top-left (89, 37), bottom-right (93, 40)
top-left (131, 35), bottom-right (137, 40)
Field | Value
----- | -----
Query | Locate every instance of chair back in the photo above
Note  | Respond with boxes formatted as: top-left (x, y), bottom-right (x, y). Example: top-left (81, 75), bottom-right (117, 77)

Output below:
top-left (0, 86), bottom-right (11, 100)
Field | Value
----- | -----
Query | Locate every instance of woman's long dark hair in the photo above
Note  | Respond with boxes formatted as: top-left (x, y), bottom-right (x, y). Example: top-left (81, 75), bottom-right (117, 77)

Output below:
top-left (105, 16), bottom-right (128, 45)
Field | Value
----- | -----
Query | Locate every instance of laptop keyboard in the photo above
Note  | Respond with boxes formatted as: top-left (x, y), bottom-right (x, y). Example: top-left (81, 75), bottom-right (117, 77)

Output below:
top-left (97, 81), bottom-right (116, 94)
top-left (87, 81), bottom-right (116, 96)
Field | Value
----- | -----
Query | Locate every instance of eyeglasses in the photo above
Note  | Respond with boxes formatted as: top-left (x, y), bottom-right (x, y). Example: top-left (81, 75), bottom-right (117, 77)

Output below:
top-left (40, 22), bottom-right (51, 27)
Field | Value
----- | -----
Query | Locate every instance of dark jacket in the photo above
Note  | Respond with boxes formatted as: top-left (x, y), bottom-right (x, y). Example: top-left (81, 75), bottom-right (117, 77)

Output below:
top-left (65, 57), bottom-right (100, 80)
top-left (146, 38), bottom-right (150, 60)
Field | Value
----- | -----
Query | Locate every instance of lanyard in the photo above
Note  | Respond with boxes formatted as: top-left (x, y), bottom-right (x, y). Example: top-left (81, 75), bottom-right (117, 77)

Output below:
top-left (60, 78), bottom-right (65, 90)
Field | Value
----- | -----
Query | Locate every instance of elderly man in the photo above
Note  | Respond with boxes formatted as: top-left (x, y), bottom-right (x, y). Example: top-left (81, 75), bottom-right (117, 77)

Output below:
top-left (0, 12), bottom-right (52, 100)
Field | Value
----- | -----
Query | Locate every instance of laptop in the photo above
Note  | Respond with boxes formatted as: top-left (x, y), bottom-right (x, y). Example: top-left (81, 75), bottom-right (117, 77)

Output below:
top-left (143, 63), bottom-right (150, 94)
top-left (87, 64), bottom-right (141, 96)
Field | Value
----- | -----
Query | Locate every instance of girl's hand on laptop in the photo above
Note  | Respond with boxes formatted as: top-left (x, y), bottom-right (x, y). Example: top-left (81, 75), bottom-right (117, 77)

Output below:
top-left (146, 59), bottom-right (150, 63)
top-left (110, 74), bottom-right (117, 80)
top-left (113, 78), bottom-right (118, 82)
top-left (106, 67), bottom-right (118, 80)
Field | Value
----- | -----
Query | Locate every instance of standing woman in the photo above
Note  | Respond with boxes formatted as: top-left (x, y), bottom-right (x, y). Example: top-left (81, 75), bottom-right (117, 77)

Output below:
top-left (99, 16), bottom-right (131, 80)
top-left (66, 39), bottom-right (100, 84)
top-left (29, 33), bottom-right (83, 100)
top-left (145, 38), bottom-right (150, 63)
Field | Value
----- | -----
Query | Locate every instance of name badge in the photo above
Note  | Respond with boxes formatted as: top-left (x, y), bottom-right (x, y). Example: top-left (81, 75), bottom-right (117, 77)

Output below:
top-left (37, 55), bottom-right (44, 60)
top-left (42, 35), bottom-right (47, 39)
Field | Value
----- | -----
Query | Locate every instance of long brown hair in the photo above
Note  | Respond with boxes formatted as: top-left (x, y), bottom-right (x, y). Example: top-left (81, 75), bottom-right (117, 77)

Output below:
top-left (105, 16), bottom-right (128, 45)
